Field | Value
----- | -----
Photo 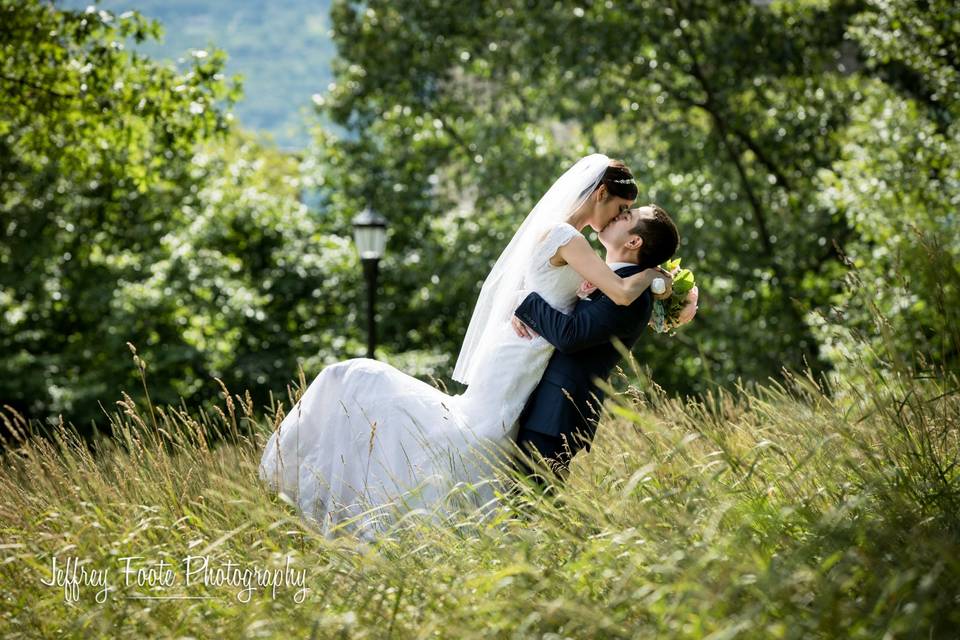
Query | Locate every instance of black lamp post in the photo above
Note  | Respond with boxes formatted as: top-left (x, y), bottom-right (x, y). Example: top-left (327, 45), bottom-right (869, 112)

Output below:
top-left (352, 208), bottom-right (388, 359)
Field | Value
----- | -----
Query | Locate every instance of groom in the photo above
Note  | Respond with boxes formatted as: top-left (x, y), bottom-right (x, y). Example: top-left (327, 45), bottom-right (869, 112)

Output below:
top-left (510, 204), bottom-right (680, 490)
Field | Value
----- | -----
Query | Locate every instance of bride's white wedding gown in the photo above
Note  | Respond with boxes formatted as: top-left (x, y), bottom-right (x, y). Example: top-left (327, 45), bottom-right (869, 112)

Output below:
top-left (259, 222), bottom-right (584, 538)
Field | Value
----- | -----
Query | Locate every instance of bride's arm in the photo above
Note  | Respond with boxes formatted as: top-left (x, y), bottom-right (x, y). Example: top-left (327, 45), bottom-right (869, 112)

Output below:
top-left (556, 235), bottom-right (659, 306)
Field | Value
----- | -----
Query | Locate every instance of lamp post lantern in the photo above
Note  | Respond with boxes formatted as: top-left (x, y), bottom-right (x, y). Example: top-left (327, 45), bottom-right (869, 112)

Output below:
top-left (352, 208), bottom-right (388, 359)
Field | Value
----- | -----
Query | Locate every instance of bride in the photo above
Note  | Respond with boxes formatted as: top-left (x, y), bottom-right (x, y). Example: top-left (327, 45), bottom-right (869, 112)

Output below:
top-left (259, 154), bottom-right (666, 539)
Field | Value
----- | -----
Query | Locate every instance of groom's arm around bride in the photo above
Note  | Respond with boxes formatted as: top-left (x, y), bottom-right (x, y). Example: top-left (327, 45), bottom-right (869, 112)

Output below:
top-left (510, 263), bottom-right (655, 488)
top-left (509, 203), bottom-right (681, 490)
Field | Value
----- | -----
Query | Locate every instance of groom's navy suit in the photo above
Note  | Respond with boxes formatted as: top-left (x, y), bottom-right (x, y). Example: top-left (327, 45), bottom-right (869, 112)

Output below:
top-left (512, 263), bottom-right (653, 482)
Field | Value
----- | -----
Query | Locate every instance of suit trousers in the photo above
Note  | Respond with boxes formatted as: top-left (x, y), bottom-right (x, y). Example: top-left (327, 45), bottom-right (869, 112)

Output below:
top-left (512, 427), bottom-right (576, 491)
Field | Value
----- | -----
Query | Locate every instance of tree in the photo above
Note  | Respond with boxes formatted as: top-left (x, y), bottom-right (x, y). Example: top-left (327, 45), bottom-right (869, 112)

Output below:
top-left (0, 1), bottom-right (237, 430)
top-left (813, 0), bottom-right (960, 379)
top-left (310, 0), bottom-right (866, 394)
top-left (1, 2), bottom-right (367, 433)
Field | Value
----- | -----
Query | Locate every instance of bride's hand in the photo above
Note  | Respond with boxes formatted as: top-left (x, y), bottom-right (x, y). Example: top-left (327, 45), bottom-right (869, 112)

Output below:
top-left (651, 267), bottom-right (674, 300)
top-left (627, 268), bottom-right (673, 301)
top-left (558, 235), bottom-right (673, 305)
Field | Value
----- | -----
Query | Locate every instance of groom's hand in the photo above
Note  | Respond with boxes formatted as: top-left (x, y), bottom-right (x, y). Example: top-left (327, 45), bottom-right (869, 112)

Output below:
top-left (512, 315), bottom-right (539, 339)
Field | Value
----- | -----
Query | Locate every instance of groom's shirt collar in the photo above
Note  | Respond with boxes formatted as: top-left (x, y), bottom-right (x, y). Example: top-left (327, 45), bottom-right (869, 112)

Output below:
top-left (581, 262), bottom-right (641, 301)
top-left (582, 261), bottom-right (641, 301)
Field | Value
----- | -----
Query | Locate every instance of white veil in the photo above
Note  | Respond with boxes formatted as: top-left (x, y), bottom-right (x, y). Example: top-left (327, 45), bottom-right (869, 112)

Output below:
top-left (452, 153), bottom-right (611, 385)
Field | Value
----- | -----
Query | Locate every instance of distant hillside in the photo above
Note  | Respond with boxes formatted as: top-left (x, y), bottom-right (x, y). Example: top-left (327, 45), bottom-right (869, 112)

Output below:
top-left (61, 0), bottom-right (335, 149)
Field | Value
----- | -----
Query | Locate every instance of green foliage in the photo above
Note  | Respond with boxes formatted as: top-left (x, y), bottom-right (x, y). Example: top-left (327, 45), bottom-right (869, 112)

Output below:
top-left (105, 133), bottom-right (367, 414)
top-left (0, 2), bottom-right (362, 431)
top-left (0, 0), bottom-right (236, 429)
top-left (812, 0), bottom-right (960, 381)
top-left (848, 0), bottom-right (959, 129)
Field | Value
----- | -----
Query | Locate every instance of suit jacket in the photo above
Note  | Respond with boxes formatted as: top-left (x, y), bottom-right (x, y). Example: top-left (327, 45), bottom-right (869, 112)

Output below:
top-left (513, 264), bottom-right (653, 448)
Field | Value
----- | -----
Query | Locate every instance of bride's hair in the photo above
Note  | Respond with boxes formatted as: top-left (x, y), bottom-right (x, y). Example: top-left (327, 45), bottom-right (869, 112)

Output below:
top-left (599, 159), bottom-right (639, 201)
top-left (578, 159), bottom-right (638, 202)
top-left (631, 204), bottom-right (680, 269)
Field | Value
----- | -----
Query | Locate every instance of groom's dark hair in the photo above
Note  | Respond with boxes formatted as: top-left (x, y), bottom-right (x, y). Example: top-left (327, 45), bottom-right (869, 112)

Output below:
top-left (631, 204), bottom-right (679, 269)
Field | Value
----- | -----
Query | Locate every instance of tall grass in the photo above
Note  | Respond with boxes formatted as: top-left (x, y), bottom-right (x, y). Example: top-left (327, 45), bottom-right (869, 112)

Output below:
top-left (1, 340), bottom-right (958, 638)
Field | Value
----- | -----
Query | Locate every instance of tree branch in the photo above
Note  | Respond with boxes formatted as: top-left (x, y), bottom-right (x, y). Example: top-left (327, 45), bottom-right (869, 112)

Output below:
top-left (667, 91), bottom-right (792, 190)
top-left (667, 1), bottom-right (777, 261)
top-left (433, 113), bottom-right (474, 164)
top-left (667, 0), bottom-right (822, 369)
top-left (725, 122), bottom-right (792, 190)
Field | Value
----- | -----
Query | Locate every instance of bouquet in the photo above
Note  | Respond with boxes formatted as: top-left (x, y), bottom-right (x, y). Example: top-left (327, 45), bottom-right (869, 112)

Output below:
top-left (649, 257), bottom-right (698, 334)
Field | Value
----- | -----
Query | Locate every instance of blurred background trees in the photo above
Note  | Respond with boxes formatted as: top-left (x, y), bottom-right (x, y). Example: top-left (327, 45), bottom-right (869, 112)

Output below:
top-left (812, 0), bottom-right (960, 381)
top-left (0, 1), bottom-right (359, 433)
top-left (1, 0), bottom-right (957, 433)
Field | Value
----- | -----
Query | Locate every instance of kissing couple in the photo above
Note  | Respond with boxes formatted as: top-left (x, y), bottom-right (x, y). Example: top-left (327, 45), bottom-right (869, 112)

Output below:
top-left (259, 154), bottom-right (681, 540)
